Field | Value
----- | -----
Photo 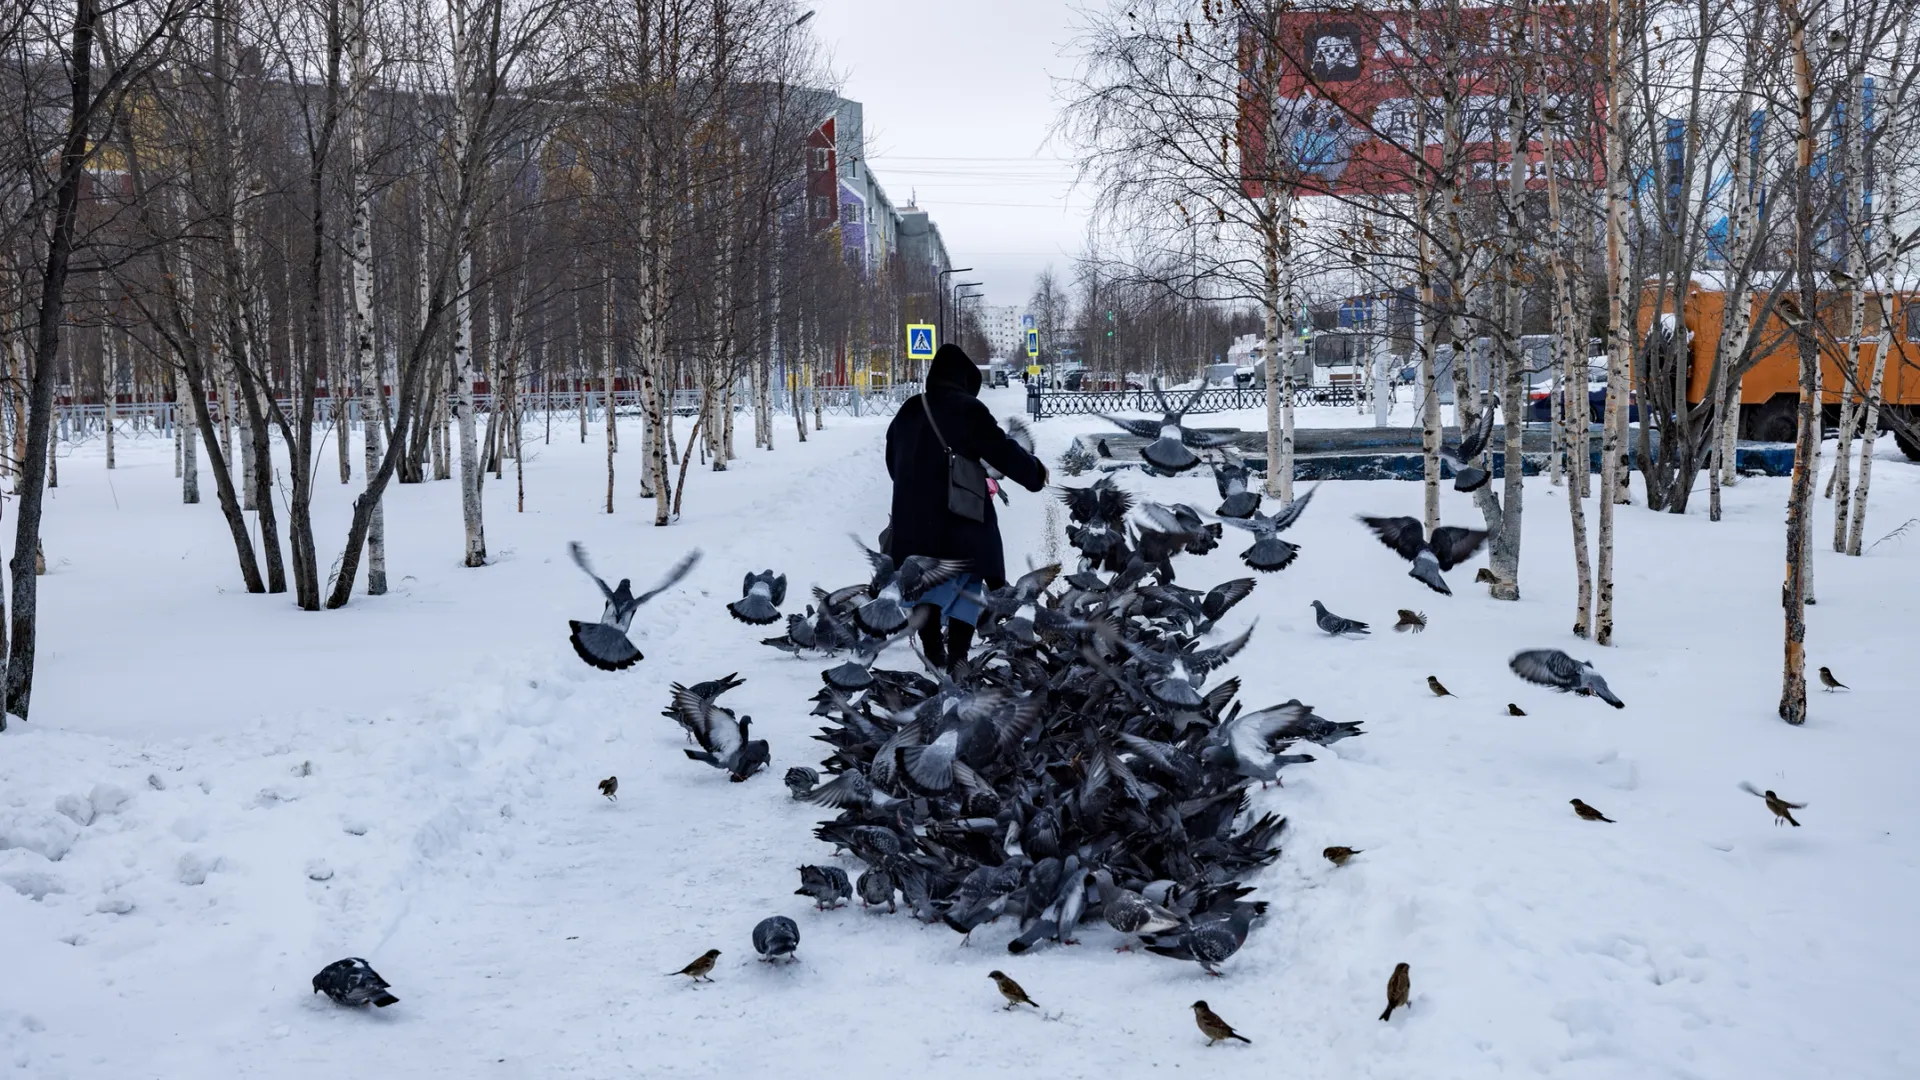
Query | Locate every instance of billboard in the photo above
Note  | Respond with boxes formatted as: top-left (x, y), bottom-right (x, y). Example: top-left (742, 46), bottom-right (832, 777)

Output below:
top-left (1239, 6), bottom-right (1603, 198)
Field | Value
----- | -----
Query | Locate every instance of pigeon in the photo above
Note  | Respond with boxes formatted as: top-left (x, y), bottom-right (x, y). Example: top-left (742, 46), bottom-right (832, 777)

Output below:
top-left (1097, 379), bottom-right (1237, 472)
top-left (1212, 460), bottom-right (1261, 518)
top-left (857, 866), bottom-right (897, 912)
top-left (312, 958), bottom-right (398, 1007)
top-left (1310, 601), bottom-right (1370, 636)
top-left (1818, 666), bottom-right (1848, 691)
top-left (1394, 609), bottom-right (1427, 632)
top-left (1356, 516), bottom-right (1489, 595)
top-left (1058, 441), bottom-right (1096, 476)
top-left (1380, 962), bottom-right (1411, 1021)
top-left (798, 767), bottom-right (907, 812)
top-left (1217, 483), bottom-right (1319, 571)
top-left (670, 680), bottom-right (769, 781)
top-left (668, 948), bottom-right (720, 982)
top-left (566, 543), bottom-right (701, 670)
top-left (1508, 649), bottom-right (1624, 708)
top-left (1088, 869), bottom-right (1183, 948)
top-left (752, 916), bottom-right (800, 961)
top-left (1570, 798), bottom-right (1614, 822)
top-left (1142, 899), bottom-right (1266, 975)
top-left (1740, 782), bottom-right (1806, 826)
top-left (1323, 846), bottom-right (1360, 866)
top-left (987, 418), bottom-right (1038, 499)
top-left (664, 674), bottom-right (747, 742)
top-left (727, 570), bottom-right (788, 625)
top-left (988, 970), bottom-right (1040, 1010)
top-left (795, 864), bottom-right (852, 909)
top-left (1203, 700), bottom-right (1320, 785)
top-left (1427, 676), bottom-right (1452, 697)
top-left (1124, 621), bottom-right (1255, 708)
top-left (597, 776), bottom-right (618, 801)
top-left (1096, 438), bottom-right (1112, 457)
top-left (1440, 395), bottom-right (1499, 492)
top-left (1192, 1000), bottom-right (1252, 1045)
top-left (784, 766), bottom-right (819, 799)
top-left (851, 538), bottom-right (968, 635)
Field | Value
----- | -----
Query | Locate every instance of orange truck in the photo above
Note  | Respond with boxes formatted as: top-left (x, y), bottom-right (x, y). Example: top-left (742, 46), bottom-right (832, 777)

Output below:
top-left (1653, 283), bottom-right (1920, 459)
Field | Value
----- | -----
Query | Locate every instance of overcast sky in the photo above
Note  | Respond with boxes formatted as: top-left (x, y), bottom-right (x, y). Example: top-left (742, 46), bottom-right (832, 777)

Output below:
top-left (808, 0), bottom-right (1091, 311)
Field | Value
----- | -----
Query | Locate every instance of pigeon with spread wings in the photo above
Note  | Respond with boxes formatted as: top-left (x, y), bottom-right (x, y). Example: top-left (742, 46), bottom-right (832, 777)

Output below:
top-left (1356, 516), bottom-right (1488, 595)
top-left (1097, 380), bottom-right (1238, 473)
top-left (566, 543), bottom-right (701, 670)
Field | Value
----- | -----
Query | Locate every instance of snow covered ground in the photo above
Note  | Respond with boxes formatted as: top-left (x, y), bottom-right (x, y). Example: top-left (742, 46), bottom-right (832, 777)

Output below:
top-left (4, 386), bottom-right (1918, 1078)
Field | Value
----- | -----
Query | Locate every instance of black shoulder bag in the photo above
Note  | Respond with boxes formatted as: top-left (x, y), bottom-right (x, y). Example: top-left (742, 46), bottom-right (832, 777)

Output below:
top-left (921, 393), bottom-right (988, 523)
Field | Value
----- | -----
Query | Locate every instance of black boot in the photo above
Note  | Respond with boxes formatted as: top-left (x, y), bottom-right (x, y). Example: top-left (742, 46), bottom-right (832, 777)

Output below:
top-left (945, 620), bottom-right (975, 679)
top-left (914, 605), bottom-right (946, 668)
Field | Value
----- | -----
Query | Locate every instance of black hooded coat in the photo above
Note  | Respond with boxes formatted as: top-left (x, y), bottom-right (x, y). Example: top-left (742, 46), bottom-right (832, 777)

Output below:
top-left (885, 345), bottom-right (1046, 588)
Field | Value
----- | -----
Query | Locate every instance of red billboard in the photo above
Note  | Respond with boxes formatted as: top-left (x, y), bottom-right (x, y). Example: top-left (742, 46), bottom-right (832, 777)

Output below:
top-left (1240, 5), bottom-right (1603, 198)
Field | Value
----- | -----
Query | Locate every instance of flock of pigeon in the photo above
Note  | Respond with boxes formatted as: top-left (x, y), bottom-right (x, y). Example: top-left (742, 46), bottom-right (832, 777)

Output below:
top-left (304, 399), bottom-right (1828, 1046)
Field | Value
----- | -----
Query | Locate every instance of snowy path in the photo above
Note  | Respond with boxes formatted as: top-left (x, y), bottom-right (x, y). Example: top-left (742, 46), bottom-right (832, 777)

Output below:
top-left (5, 394), bottom-right (1919, 1078)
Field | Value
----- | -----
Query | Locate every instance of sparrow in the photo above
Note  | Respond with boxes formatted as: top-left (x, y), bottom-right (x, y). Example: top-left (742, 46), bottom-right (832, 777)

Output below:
top-left (311, 957), bottom-right (398, 1007)
top-left (1818, 666), bottom-right (1848, 691)
top-left (1570, 798), bottom-right (1614, 823)
top-left (667, 948), bottom-right (720, 982)
top-left (988, 970), bottom-right (1039, 1010)
top-left (1740, 782), bottom-right (1805, 826)
top-left (1428, 675), bottom-right (1452, 697)
top-left (1191, 1000), bottom-right (1252, 1044)
top-left (597, 776), bottom-right (618, 801)
top-left (1475, 567), bottom-right (1497, 585)
top-left (1507, 704), bottom-right (1527, 716)
top-left (1394, 609), bottom-right (1427, 633)
top-left (1380, 962), bottom-right (1411, 1021)
top-left (1323, 846), bottom-right (1361, 867)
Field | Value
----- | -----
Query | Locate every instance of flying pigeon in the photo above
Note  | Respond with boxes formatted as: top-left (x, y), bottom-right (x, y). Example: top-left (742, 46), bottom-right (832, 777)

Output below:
top-left (1440, 394), bottom-right (1500, 492)
top-left (1310, 601), bottom-right (1370, 636)
top-left (796, 864), bottom-right (853, 909)
top-left (312, 957), bottom-right (398, 1008)
top-left (798, 766), bottom-right (907, 812)
top-left (1125, 621), bottom-right (1256, 708)
top-left (1097, 380), bottom-right (1238, 473)
top-left (670, 680), bottom-right (769, 780)
top-left (1356, 515), bottom-right (1488, 595)
top-left (566, 542), bottom-right (701, 670)
top-left (1218, 483), bottom-right (1320, 571)
top-left (1203, 699), bottom-right (1320, 785)
top-left (987, 417), bottom-right (1039, 502)
top-left (752, 915), bottom-right (800, 961)
top-left (1212, 460), bottom-right (1261, 519)
top-left (1508, 649), bottom-right (1625, 708)
top-left (728, 570), bottom-right (788, 625)
top-left (851, 538), bottom-right (968, 636)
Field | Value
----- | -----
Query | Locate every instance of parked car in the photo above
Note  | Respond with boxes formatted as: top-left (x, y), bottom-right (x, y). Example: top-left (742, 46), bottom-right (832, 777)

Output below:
top-left (1527, 365), bottom-right (1638, 424)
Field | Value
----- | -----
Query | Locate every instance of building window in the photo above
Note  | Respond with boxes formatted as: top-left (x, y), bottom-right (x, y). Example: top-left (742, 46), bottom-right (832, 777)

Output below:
top-left (811, 195), bottom-right (832, 220)
top-left (1907, 300), bottom-right (1920, 343)
top-left (811, 148), bottom-right (830, 172)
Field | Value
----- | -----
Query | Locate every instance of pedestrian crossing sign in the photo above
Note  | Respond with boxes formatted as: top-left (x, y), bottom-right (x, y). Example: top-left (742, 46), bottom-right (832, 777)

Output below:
top-left (1025, 328), bottom-right (1039, 357)
top-left (906, 324), bottom-right (936, 360)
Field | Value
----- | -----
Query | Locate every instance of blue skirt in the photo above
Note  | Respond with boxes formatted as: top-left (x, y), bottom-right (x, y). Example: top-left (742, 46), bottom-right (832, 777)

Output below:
top-left (918, 574), bottom-right (986, 626)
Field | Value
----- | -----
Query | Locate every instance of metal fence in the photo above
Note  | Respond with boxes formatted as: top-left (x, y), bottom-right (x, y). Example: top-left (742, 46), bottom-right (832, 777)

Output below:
top-left (1025, 383), bottom-right (1357, 421)
top-left (47, 382), bottom-right (918, 446)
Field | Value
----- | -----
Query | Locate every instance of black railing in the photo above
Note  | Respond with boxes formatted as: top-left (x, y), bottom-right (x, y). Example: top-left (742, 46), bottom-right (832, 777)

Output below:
top-left (1026, 383), bottom-right (1358, 420)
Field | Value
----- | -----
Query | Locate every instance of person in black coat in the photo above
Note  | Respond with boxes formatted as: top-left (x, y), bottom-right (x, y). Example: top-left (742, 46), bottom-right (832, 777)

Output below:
top-left (886, 344), bottom-right (1048, 670)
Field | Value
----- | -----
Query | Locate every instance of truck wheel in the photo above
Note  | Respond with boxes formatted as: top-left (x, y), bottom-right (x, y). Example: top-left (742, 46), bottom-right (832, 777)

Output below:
top-left (1744, 395), bottom-right (1799, 443)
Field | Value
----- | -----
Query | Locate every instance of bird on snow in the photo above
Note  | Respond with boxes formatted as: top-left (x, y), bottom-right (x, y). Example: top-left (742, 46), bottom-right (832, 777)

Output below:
top-left (1380, 962), bottom-right (1411, 1021)
top-left (1142, 898), bottom-right (1266, 975)
top-left (784, 766), bottom-right (819, 800)
top-left (1740, 782), bottom-right (1806, 826)
top-left (1474, 567), bottom-right (1498, 586)
top-left (857, 866), bottom-right (898, 912)
top-left (597, 776), bottom-right (618, 801)
top-left (1124, 621), bottom-right (1255, 708)
top-left (1356, 516), bottom-right (1489, 595)
top-left (1570, 798), bottom-right (1614, 822)
top-left (312, 957), bottom-right (398, 1008)
top-left (1427, 675), bottom-right (1452, 697)
top-left (667, 948), bottom-right (720, 982)
top-left (1201, 699), bottom-right (1319, 785)
top-left (668, 679), bottom-right (769, 781)
top-left (727, 570), bottom-right (788, 626)
top-left (795, 864), bottom-right (853, 909)
top-left (1508, 649), bottom-right (1625, 708)
top-left (1440, 396), bottom-right (1499, 492)
top-left (663, 673), bottom-right (746, 742)
top-left (1097, 380), bottom-right (1238, 473)
top-left (1192, 1000), bottom-right (1252, 1045)
top-left (1323, 846), bottom-right (1361, 867)
top-left (1088, 869), bottom-right (1184, 950)
top-left (751, 916), bottom-right (800, 962)
top-left (1507, 703), bottom-right (1527, 716)
top-left (1818, 666), bottom-right (1848, 691)
top-left (851, 538), bottom-right (968, 636)
top-left (1212, 460), bottom-right (1261, 519)
top-left (1394, 609), bottom-right (1427, 633)
top-left (988, 970), bottom-right (1040, 1010)
top-left (1311, 601), bottom-right (1370, 636)
top-left (1218, 482), bottom-right (1320, 572)
top-left (566, 543), bottom-right (701, 670)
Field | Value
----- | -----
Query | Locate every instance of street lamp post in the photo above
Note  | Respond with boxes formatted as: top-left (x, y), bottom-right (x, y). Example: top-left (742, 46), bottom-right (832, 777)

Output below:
top-left (949, 281), bottom-right (982, 348)
top-left (935, 266), bottom-right (973, 344)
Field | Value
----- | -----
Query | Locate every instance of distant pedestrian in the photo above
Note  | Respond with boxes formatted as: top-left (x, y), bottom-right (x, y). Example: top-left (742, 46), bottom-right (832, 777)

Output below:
top-left (887, 344), bottom-right (1047, 674)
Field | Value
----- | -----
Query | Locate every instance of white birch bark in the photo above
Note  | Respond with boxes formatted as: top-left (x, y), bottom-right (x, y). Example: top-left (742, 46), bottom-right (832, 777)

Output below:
top-left (449, 0), bottom-right (484, 566)
top-left (1847, 29), bottom-right (1906, 555)
top-left (348, 0), bottom-right (384, 593)
top-left (103, 323), bottom-right (116, 470)
top-left (1596, 0), bottom-right (1632, 645)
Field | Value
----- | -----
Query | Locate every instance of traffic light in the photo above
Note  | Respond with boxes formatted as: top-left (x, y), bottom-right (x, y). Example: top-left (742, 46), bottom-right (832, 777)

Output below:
top-left (1106, 310), bottom-right (1113, 338)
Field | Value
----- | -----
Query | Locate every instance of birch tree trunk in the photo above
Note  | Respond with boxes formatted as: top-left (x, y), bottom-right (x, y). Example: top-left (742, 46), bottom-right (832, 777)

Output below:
top-left (348, 0), bottom-right (385, 593)
top-left (447, 0), bottom-right (484, 566)
top-left (103, 322), bottom-right (116, 470)
top-left (1779, 0), bottom-right (1816, 725)
top-left (1846, 28), bottom-right (1906, 556)
top-left (1595, 0), bottom-right (1633, 646)
top-left (1258, 202), bottom-right (1286, 499)
top-left (605, 273), bottom-right (617, 512)
top-left (178, 359), bottom-right (199, 503)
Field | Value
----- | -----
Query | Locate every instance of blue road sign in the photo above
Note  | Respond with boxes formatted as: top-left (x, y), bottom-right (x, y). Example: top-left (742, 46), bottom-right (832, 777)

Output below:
top-left (906, 323), bottom-right (936, 360)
